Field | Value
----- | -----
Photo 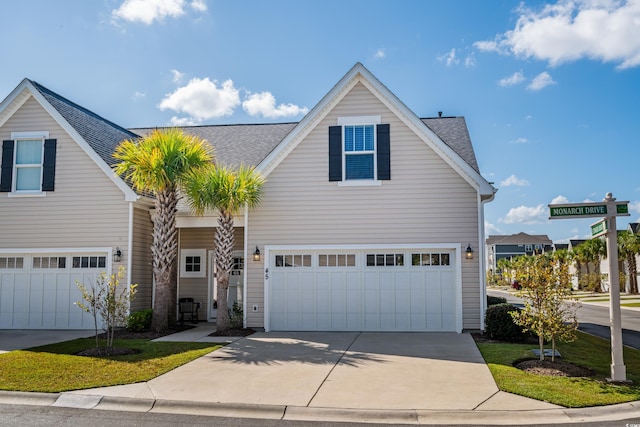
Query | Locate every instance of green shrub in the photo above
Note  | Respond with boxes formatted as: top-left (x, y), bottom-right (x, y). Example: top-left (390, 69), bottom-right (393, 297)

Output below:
top-left (487, 295), bottom-right (507, 306)
top-left (127, 308), bottom-right (153, 331)
top-left (485, 303), bottom-right (528, 342)
top-left (229, 302), bottom-right (243, 329)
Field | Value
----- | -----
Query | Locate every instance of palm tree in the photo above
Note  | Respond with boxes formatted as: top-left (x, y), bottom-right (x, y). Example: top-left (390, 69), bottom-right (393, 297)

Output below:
top-left (183, 164), bottom-right (264, 332)
top-left (113, 128), bottom-right (214, 332)
top-left (618, 230), bottom-right (640, 293)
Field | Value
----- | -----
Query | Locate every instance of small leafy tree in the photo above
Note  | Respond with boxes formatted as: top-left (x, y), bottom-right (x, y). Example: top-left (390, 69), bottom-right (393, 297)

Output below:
top-left (76, 266), bottom-right (138, 348)
top-left (510, 252), bottom-right (580, 361)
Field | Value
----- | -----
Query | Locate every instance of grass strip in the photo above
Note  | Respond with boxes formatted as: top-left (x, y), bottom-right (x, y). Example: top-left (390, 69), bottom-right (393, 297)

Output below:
top-left (476, 331), bottom-right (640, 407)
top-left (0, 339), bottom-right (220, 392)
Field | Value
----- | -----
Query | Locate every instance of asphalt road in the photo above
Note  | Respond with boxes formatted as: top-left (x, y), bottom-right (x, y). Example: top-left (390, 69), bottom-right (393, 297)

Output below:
top-left (488, 289), bottom-right (640, 349)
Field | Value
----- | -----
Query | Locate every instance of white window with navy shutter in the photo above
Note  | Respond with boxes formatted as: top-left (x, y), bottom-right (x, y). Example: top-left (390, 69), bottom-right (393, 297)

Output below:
top-left (1, 131), bottom-right (56, 195)
top-left (329, 116), bottom-right (390, 184)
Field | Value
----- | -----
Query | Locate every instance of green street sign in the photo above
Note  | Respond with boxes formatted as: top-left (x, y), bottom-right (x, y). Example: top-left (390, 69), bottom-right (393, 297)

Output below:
top-left (591, 219), bottom-right (608, 237)
top-left (549, 201), bottom-right (630, 219)
top-left (549, 204), bottom-right (606, 219)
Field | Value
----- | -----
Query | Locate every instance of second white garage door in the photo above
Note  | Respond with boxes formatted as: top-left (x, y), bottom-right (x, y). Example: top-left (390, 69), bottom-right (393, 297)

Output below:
top-left (0, 252), bottom-right (108, 329)
top-left (267, 247), bottom-right (460, 332)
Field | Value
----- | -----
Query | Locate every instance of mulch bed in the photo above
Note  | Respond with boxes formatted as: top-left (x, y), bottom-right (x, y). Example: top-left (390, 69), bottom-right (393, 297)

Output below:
top-left (514, 358), bottom-right (595, 377)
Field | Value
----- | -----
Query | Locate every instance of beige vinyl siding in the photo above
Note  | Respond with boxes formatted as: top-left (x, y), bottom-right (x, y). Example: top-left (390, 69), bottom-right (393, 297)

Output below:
top-left (246, 82), bottom-right (482, 329)
top-left (0, 97), bottom-right (130, 260)
top-left (178, 227), bottom-right (245, 314)
top-left (130, 207), bottom-right (153, 312)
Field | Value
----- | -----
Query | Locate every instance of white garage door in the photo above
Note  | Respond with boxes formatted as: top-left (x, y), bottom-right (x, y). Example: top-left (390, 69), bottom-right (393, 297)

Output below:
top-left (0, 252), bottom-right (108, 329)
top-left (268, 248), bottom-right (459, 332)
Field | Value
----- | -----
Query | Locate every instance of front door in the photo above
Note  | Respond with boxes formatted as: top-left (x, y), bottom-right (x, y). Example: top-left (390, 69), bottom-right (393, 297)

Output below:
top-left (209, 251), bottom-right (244, 320)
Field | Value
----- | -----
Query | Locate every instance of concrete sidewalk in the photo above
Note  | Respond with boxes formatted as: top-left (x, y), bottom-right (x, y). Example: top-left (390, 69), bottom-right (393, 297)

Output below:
top-left (1, 325), bottom-right (639, 424)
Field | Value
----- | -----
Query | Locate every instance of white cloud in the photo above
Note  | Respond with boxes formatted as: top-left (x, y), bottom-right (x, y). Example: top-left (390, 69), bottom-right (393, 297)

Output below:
top-left (512, 137), bottom-right (528, 144)
top-left (499, 71), bottom-right (526, 87)
top-left (438, 48), bottom-right (459, 66)
top-left (499, 174), bottom-right (529, 187)
top-left (132, 91), bottom-right (146, 99)
top-left (190, 0), bottom-right (207, 12)
top-left (464, 55), bottom-right (476, 68)
top-left (158, 77), bottom-right (240, 123)
top-left (374, 48), bottom-right (386, 59)
top-left (171, 69), bottom-right (185, 83)
top-left (500, 204), bottom-right (547, 224)
top-left (527, 71), bottom-right (556, 90)
top-left (242, 91), bottom-right (309, 119)
top-left (551, 195), bottom-right (569, 204)
top-left (475, 0), bottom-right (640, 69)
top-left (485, 221), bottom-right (503, 235)
top-left (112, 0), bottom-right (206, 25)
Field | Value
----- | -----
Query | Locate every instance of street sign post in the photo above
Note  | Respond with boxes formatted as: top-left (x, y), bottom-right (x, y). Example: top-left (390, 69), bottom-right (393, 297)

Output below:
top-left (549, 193), bottom-right (629, 383)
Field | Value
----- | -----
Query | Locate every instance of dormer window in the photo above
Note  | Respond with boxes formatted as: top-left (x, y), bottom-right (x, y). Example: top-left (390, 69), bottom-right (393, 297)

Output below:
top-left (1, 132), bottom-right (56, 194)
top-left (328, 116), bottom-right (390, 184)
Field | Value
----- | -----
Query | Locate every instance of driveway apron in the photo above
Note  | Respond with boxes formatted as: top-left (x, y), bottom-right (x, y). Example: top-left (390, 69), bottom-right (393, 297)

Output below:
top-left (147, 331), bottom-right (498, 411)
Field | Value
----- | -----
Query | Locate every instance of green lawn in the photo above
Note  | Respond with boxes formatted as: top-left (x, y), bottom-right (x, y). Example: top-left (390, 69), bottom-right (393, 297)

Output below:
top-left (0, 339), bottom-right (221, 392)
top-left (476, 332), bottom-right (640, 407)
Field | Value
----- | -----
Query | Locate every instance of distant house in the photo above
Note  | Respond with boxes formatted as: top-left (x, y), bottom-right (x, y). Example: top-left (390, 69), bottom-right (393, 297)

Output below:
top-left (485, 232), bottom-right (553, 274)
top-left (0, 63), bottom-right (496, 331)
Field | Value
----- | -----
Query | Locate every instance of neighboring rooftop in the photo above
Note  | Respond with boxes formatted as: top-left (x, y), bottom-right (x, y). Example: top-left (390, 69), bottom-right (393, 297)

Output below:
top-left (486, 232), bottom-right (553, 246)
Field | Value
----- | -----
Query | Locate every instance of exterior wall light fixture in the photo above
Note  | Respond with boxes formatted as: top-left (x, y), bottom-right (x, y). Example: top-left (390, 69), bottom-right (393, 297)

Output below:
top-left (253, 246), bottom-right (261, 262)
top-left (465, 244), bottom-right (474, 260)
top-left (113, 247), bottom-right (122, 263)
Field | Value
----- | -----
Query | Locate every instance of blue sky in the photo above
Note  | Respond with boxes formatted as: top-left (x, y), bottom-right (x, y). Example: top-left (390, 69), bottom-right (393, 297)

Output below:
top-left (1, 0), bottom-right (639, 243)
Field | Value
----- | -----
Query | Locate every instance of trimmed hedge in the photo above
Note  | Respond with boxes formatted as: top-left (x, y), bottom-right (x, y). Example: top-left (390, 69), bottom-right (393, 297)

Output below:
top-left (484, 303), bottom-right (528, 343)
top-left (487, 295), bottom-right (507, 306)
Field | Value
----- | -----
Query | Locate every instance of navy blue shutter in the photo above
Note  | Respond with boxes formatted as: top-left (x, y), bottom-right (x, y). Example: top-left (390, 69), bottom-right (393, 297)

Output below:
top-left (328, 126), bottom-right (342, 181)
top-left (376, 124), bottom-right (390, 180)
top-left (42, 139), bottom-right (57, 191)
top-left (0, 140), bottom-right (14, 192)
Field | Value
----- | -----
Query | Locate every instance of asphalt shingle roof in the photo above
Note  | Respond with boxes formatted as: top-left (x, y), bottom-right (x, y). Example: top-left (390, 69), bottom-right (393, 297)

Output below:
top-left (29, 80), bottom-right (139, 168)
top-left (486, 232), bottom-right (553, 246)
top-left (129, 123), bottom-right (297, 169)
top-left (421, 117), bottom-right (480, 174)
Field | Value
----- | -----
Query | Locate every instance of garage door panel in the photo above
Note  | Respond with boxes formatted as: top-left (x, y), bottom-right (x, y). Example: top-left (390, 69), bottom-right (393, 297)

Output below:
top-left (269, 249), bottom-right (458, 332)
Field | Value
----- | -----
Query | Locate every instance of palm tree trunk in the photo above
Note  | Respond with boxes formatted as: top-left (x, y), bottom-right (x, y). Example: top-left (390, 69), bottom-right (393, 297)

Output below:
top-left (215, 211), bottom-right (235, 332)
top-left (150, 189), bottom-right (178, 332)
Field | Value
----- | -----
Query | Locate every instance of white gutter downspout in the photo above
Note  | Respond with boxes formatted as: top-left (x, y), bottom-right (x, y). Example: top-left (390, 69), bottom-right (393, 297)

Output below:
top-left (479, 189), bottom-right (497, 331)
top-left (243, 206), bottom-right (249, 329)
top-left (127, 202), bottom-right (134, 312)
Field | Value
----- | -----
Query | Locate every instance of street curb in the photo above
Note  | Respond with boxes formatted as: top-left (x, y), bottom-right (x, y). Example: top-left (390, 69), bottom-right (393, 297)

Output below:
top-left (2, 390), bottom-right (640, 424)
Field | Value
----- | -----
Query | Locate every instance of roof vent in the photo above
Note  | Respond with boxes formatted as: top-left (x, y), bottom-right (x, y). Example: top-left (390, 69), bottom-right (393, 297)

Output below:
top-left (438, 111), bottom-right (442, 117)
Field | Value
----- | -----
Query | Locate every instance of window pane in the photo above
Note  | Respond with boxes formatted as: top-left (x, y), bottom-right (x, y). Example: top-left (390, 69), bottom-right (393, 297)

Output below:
top-left (345, 154), bottom-right (374, 180)
top-left (364, 125), bottom-right (374, 150)
top-left (16, 167), bottom-right (41, 190)
top-left (441, 254), bottom-right (450, 266)
top-left (354, 126), bottom-right (364, 151)
top-left (16, 140), bottom-right (42, 164)
top-left (98, 257), bottom-right (105, 268)
top-left (344, 126), bottom-right (354, 151)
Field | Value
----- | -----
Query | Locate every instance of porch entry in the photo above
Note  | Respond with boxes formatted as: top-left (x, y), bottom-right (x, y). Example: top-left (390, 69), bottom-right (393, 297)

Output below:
top-left (208, 250), bottom-right (244, 321)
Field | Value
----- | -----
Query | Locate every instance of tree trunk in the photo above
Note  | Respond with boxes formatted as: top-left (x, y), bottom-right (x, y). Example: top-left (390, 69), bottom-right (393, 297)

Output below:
top-left (150, 189), bottom-right (178, 333)
top-left (539, 333), bottom-right (545, 361)
top-left (630, 255), bottom-right (638, 294)
top-left (215, 211), bottom-right (235, 332)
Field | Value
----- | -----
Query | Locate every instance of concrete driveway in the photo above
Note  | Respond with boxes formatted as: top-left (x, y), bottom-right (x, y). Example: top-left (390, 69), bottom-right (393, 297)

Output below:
top-left (78, 332), bottom-right (501, 411)
top-left (0, 330), bottom-right (93, 354)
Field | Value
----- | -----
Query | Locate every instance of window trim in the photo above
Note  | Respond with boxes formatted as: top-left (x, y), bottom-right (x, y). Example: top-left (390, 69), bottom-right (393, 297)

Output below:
top-left (180, 249), bottom-right (206, 278)
top-left (8, 131), bottom-right (49, 195)
top-left (338, 117), bottom-right (380, 183)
